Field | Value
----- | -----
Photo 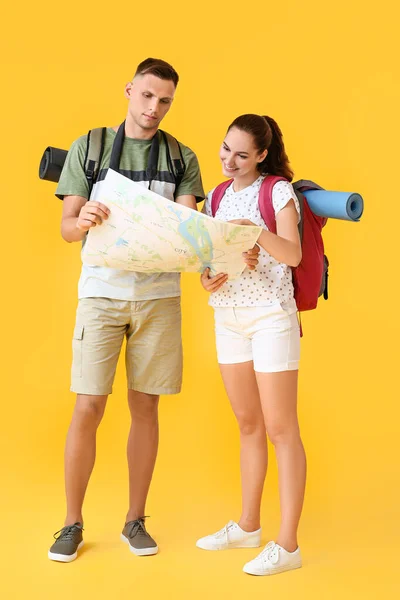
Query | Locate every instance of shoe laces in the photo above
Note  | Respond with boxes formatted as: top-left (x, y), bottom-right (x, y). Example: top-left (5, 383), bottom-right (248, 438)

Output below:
top-left (214, 520), bottom-right (236, 540)
top-left (53, 523), bottom-right (84, 541)
top-left (259, 541), bottom-right (280, 565)
top-left (126, 516), bottom-right (150, 539)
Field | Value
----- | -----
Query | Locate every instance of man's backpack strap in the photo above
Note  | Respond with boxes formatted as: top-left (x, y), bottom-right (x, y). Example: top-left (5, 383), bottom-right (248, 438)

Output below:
top-left (160, 131), bottom-right (186, 190)
top-left (93, 124), bottom-right (186, 196)
top-left (146, 130), bottom-right (160, 183)
top-left (109, 121), bottom-right (161, 188)
top-left (84, 127), bottom-right (106, 196)
top-left (210, 180), bottom-right (233, 216)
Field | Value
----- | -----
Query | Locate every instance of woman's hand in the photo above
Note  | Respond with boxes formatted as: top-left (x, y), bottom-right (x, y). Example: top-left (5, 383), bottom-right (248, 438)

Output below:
top-left (230, 221), bottom-right (261, 270)
top-left (242, 244), bottom-right (260, 270)
top-left (200, 268), bottom-right (228, 292)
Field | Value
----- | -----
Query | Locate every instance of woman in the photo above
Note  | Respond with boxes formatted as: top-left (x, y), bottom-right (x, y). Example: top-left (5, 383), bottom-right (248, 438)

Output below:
top-left (197, 114), bottom-right (306, 576)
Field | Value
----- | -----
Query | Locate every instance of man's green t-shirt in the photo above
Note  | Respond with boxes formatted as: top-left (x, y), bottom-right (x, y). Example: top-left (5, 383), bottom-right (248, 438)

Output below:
top-left (56, 128), bottom-right (205, 301)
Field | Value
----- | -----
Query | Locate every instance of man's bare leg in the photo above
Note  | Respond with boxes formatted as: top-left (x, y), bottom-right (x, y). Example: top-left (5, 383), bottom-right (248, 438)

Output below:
top-left (64, 394), bottom-right (108, 525)
top-left (125, 390), bottom-right (159, 521)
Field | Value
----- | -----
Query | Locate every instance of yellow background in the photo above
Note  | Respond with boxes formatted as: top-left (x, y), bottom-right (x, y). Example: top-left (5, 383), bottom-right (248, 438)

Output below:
top-left (1, 0), bottom-right (399, 597)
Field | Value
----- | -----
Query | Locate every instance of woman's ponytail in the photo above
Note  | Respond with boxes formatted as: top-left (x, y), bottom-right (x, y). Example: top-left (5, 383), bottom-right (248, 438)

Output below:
top-left (259, 116), bottom-right (293, 181)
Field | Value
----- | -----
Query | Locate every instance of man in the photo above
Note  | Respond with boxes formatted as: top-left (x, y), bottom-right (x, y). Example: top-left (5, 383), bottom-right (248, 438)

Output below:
top-left (48, 58), bottom-right (259, 563)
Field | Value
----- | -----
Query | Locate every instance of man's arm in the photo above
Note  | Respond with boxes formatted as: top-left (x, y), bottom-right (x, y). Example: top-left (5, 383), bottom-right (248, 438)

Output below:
top-left (173, 145), bottom-right (205, 208)
top-left (61, 195), bottom-right (110, 243)
top-left (175, 194), bottom-right (197, 210)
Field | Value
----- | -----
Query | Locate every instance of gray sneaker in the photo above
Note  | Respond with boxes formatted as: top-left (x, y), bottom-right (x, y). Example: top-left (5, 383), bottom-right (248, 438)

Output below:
top-left (121, 517), bottom-right (158, 556)
top-left (48, 523), bottom-right (84, 562)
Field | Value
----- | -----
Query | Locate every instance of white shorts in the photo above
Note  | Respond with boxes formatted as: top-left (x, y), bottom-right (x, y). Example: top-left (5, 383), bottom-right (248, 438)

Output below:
top-left (214, 304), bottom-right (300, 373)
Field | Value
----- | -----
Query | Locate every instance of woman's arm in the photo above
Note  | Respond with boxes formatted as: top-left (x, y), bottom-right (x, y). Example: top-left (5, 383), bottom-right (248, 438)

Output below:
top-left (231, 199), bottom-right (302, 267)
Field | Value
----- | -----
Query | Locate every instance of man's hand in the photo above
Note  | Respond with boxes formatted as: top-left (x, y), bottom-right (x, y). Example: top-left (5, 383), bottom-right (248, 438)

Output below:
top-left (243, 244), bottom-right (260, 270)
top-left (200, 268), bottom-right (228, 292)
top-left (76, 201), bottom-right (110, 232)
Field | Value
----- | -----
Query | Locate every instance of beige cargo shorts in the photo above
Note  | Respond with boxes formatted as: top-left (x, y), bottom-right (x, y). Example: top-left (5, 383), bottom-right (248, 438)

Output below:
top-left (71, 296), bottom-right (182, 396)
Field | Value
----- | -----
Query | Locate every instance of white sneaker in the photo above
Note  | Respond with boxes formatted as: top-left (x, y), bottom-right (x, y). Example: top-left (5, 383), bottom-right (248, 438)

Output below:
top-left (196, 520), bottom-right (261, 551)
top-left (243, 541), bottom-right (302, 576)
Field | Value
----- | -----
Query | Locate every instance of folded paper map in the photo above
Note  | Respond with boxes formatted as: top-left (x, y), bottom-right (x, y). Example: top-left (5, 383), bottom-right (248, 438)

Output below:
top-left (82, 169), bottom-right (262, 280)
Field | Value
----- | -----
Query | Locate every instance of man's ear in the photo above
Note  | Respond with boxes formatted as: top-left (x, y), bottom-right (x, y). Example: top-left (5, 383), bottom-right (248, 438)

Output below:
top-left (124, 81), bottom-right (133, 99)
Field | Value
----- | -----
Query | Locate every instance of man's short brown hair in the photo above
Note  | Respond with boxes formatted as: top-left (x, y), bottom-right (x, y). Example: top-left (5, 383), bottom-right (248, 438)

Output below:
top-left (134, 58), bottom-right (179, 87)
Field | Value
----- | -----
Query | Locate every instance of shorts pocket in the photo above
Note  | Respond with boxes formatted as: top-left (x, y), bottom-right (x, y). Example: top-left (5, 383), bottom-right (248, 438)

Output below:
top-left (277, 304), bottom-right (300, 335)
top-left (214, 307), bottom-right (235, 329)
top-left (279, 302), bottom-right (296, 315)
top-left (72, 324), bottom-right (84, 379)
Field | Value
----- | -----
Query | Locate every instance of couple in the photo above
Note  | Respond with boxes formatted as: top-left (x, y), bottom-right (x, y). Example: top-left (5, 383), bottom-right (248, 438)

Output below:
top-left (49, 57), bottom-right (306, 577)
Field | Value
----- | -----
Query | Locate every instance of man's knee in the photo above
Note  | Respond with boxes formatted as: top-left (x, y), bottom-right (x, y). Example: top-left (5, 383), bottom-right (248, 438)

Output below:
top-left (73, 394), bottom-right (107, 427)
top-left (128, 390), bottom-right (159, 422)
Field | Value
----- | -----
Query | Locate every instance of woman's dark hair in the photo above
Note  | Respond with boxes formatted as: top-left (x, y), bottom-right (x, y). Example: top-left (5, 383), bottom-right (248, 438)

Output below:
top-left (227, 114), bottom-right (293, 181)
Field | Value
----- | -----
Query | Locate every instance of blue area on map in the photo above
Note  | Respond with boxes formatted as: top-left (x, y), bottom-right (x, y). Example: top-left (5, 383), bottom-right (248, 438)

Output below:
top-left (166, 205), bottom-right (214, 270)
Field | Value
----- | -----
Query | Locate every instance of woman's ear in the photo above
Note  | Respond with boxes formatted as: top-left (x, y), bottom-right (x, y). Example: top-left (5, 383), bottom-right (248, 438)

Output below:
top-left (257, 149), bottom-right (268, 164)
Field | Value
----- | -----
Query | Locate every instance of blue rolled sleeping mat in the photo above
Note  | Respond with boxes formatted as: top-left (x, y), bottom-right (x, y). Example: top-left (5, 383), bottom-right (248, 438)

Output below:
top-left (303, 190), bottom-right (363, 221)
top-left (295, 179), bottom-right (364, 222)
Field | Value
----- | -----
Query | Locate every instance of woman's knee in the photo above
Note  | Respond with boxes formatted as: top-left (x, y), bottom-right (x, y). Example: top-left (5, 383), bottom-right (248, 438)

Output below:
top-left (266, 421), bottom-right (301, 446)
top-left (236, 411), bottom-right (265, 437)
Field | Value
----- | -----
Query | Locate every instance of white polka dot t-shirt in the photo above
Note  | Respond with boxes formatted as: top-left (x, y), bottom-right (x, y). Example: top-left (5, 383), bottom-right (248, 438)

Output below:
top-left (203, 175), bottom-right (301, 309)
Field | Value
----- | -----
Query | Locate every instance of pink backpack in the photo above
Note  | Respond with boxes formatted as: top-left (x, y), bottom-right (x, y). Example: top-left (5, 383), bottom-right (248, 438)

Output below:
top-left (210, 176), bottom-right (329, 313)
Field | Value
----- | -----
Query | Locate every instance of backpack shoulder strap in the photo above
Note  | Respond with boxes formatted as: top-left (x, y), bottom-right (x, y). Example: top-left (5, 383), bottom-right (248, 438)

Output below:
top-left (160, 131), bottom-right (186, 189)
top-left (258, 175), bottom-right (288, 234)
top-left (293, 179), bottom-right (324, 193)
top-left (211, 180), bottom-right (232, 216)
top-left (293, 180), bottom-right (326, 240)
top-left (84, 127), bottom-right (106, 195)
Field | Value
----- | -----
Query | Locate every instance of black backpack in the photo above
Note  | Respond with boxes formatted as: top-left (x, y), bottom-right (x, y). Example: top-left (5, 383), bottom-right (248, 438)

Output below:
top-left (39, 121), bottom-right (186, 197)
